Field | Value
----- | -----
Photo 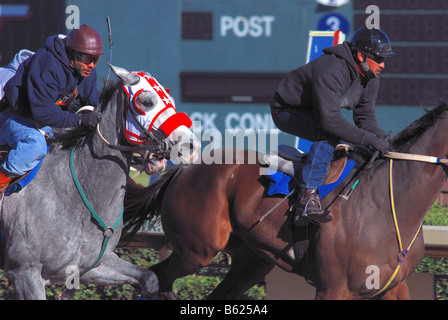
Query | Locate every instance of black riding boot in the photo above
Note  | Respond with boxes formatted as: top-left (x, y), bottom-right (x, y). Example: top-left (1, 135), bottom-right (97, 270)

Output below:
top-left (294, 188), bottom-right (334, 226)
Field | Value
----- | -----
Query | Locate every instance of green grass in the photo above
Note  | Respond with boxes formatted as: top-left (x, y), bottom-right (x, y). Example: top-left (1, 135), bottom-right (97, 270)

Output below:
top-left (424, 201), bottom-right (448, 226)
top-left (0, 181), bottom-right (446, 299)
top-left (129, 169), bottom-right (150, 186)
top-left (416, 200), bottom-right (448, 300)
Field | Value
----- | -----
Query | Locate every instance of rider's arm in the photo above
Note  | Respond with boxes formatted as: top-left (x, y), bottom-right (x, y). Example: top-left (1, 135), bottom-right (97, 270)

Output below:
top-left (27, 66), bottom-right (80, 128)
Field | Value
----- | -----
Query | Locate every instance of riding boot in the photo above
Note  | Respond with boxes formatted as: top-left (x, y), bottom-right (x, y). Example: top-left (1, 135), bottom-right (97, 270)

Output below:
top-left (294, 188), bottom-right (334, 226)
top-left (0, 168), bottom-right (13, 194)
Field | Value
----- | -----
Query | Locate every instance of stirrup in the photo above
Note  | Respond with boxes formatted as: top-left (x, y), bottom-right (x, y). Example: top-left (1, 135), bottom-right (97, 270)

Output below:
top-left (294, 211), bottom-right (311, 227)
top-left (293, 197), bottom-right (314, 227)
top-left (294, 198), bottom-right (333, 226)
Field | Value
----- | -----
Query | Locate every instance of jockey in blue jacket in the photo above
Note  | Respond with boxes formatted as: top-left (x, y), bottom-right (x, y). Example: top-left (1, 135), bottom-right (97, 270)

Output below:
top-left (0, 24), bottom-right (103, 192)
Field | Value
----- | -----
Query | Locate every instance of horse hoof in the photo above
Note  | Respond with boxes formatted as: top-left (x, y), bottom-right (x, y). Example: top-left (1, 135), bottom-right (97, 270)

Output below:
top-left (156, 292), bottom-right (175, 300)
top-left (142, 292), bottom-right (175, 300)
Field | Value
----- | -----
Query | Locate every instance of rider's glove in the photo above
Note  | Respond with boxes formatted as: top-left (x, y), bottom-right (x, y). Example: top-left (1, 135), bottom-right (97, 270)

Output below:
top-left (371, 137), bottom-right (389, 155)
top-left (78, 111), bottom-right (102, 129)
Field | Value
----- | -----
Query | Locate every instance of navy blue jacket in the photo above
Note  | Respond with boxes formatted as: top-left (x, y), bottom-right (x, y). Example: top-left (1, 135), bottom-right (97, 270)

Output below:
top-left (4, 35), bottom-right (98, 128)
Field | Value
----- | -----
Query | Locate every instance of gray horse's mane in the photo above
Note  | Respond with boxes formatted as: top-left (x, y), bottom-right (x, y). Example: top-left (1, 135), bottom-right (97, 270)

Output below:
top-left (49, 80), bottom-right (121, 152)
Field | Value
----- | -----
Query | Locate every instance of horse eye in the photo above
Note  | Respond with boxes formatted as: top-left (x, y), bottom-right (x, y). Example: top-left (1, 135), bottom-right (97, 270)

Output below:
top-left (136, 91), bottom-right (157, 111)
top-left (142, 99), bottom-right (154, 108)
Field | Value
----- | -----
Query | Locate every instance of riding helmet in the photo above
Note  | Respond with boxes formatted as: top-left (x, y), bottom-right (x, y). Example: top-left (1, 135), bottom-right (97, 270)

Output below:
top-left (66, 24), bottom-right (104, 56)
top-left (350, 27), bottom-right (395, 59)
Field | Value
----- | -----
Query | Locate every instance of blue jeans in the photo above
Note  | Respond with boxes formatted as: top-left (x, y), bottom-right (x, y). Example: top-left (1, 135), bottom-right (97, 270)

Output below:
top-left (0, 108), bottom-right (51, 175)
top-left (271, 107), bottom-right (340, 189)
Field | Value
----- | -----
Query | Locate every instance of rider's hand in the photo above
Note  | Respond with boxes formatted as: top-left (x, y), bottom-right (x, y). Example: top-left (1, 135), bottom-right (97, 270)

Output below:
top-left (371, 137), bottom-right (389, 155)
top-left (78, 111), bottom-right (102, 129)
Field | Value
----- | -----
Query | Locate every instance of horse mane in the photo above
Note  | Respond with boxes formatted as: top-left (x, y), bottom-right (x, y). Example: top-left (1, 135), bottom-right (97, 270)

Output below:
top-left (349, 100), bottom-right (448, 167)
top-left (121, 166), bottom-right (182, 242)
top-left (49, 80), bottom-right (120, 152)
top-left (390, 100), bottom-right (448, 151)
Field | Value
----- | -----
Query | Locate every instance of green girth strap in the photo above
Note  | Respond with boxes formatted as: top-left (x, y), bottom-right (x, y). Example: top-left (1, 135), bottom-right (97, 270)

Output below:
top-left (69, 145), bottom-right (123, 276)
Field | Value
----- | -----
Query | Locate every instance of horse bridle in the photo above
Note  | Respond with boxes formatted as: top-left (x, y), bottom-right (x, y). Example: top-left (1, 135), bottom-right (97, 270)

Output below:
top-left (95, 85), bottom-right (171, 161)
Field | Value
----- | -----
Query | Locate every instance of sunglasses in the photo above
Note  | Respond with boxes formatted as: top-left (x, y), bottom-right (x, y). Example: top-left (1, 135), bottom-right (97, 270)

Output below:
top-left (76, 53), bottom-right (100, 65)
top-left (371, 54), bottom-right (386, 64)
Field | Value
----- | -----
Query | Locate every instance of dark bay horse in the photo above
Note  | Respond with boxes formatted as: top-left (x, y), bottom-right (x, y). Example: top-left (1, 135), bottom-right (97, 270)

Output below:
top-left (123, 102), bottom-right (448, 300)
top-left (0, 64), bottom-right (199, 299)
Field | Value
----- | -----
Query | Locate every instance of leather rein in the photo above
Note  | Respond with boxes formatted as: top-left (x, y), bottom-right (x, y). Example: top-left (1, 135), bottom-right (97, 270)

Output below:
top-left (368, 151), bottom-right (447, 298)
top-left (71, 86), bottom-right (171, 276)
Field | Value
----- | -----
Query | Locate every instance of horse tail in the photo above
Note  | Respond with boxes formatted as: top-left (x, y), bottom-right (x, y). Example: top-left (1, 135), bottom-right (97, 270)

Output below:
top-left (121, 166), bottom-right (181, 242)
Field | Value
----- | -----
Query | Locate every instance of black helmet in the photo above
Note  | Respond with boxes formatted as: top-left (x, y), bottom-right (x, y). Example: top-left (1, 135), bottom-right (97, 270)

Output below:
top-left (351, 27), bottom-right (395, 59)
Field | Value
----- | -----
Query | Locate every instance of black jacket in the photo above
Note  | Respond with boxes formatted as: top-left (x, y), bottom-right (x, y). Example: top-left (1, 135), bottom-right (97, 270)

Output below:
top-left (270, 41), bottom-right (385, 146)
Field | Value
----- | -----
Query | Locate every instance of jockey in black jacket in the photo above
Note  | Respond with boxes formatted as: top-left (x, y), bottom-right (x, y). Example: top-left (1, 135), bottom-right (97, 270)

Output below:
top-left (270, 27), bottom-right (395, 225)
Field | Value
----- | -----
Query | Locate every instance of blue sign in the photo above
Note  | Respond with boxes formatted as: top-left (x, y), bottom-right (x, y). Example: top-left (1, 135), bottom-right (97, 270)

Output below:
top-left (307, 32), bottom-right (339, 62)
top-left (0, 5), bottom-right (30, 18)
top-left (317, 13), bottom-right (350, 35)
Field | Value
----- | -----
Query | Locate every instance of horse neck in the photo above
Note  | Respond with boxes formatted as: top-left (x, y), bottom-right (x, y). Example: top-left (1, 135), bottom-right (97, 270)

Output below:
top-left (391, 116), bottom-right (448, 231)
top-left (73, 85), bottom-right (132, 185)
top-left (406, 113), bottom-right (448, 159)
top-left (91, 86), bottom-right (128, 157)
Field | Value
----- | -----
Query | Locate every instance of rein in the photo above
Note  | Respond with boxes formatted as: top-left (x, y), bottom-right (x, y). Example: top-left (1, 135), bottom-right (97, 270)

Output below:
top-left (69, 145), bottom-right (123, 276)
top-left (368, 149), bottom-right (448, 297)
top-left (370, 158), bottom-right (423, 298)
top-left (325, 149), bottom-right (442, 298)
top-left (68, 82), bottom-right (170, 276)
top-left (96, 123), bottom-right (169, 154)
top-left (95, 86), bottom-right (171, 158)
top-left (385, 151), bottom-right (448, 164)
top-left (337, 149), bottom-right (445, 298)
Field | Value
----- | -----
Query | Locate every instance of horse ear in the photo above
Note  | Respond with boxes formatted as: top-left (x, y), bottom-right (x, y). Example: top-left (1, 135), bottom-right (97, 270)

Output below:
top-left (107, 63), bottom-right (140, 86)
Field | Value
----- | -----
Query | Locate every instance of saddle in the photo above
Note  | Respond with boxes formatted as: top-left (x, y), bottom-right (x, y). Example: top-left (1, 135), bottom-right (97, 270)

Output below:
top-left (261, 145), bottom-right (357, 280)
top-left (261, 144), bottom-right (356, 199)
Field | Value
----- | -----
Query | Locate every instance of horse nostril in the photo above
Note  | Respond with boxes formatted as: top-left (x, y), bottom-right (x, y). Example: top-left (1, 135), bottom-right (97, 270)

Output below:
top-left (179, 142), bottom-right (193, 152)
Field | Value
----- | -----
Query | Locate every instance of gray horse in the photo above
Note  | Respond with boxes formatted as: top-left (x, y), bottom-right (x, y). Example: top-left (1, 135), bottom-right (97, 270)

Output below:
top-left (0, 64), bottom-right (199, 299)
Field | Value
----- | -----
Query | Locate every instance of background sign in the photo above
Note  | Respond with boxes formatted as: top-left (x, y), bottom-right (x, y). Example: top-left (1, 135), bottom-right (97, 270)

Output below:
top-left (2, 0), bottom-right (445, 154)
top-left (317, 12), bottom-right (350, 35)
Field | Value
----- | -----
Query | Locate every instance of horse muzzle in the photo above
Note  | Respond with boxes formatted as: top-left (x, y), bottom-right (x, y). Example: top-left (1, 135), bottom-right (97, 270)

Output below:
top-left (168, 134), bottom-right (200, 165)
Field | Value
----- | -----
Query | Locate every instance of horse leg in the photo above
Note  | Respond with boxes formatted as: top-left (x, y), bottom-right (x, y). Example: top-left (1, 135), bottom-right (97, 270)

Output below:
top-left (379, 281), bottom-right (410, 300)
top-left (57, 288), bottom-right (76, 300)
top-left (148, 256), bottom-right (177, 300)
top-left (80, 252), bottom-right (158, 299)
top-left (207, 237), bottom-right (275, 300)
top-left (150, 165), bottom-right (234, 299)
top-left (149, 249), bottom-right (218, 300)
top-left (8, 266), bottom-right (47, 300)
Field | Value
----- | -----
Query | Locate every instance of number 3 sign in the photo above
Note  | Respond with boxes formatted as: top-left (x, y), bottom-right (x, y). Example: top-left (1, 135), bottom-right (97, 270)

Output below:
top-left (317, 13), bottom-right (350, 35)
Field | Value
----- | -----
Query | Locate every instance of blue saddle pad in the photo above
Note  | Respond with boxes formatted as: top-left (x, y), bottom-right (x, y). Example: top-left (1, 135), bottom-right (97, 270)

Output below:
top-left (266, 158), bottom-right (356, 199)
top-left (4, 146), bottom-right (49, 196)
